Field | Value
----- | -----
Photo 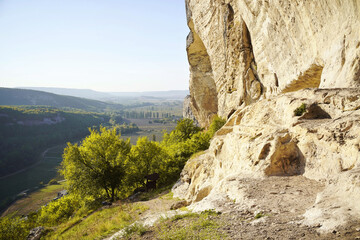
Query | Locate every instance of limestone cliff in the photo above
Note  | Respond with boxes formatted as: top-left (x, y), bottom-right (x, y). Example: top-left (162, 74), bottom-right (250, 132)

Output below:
top-left (176, 0), bottom-right (360, 233)
top-left (186, 0), bottom-right (360, 127)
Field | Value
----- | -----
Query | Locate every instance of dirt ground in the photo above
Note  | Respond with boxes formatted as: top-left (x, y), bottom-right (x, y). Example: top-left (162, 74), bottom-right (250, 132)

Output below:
top-left (111, 176), bottom-right (360, 239)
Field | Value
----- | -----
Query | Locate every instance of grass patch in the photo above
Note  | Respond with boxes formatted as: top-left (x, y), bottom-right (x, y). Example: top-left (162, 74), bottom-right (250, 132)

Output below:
top-left (179, 206), bottom-right (189, 211)
top-left (156, 210), bottom-right (225, 240)
top-left (172, 212), bottom-right (198, 221)
top-left (123, 223), bottom-right (148, 238)
top-left (159, 191), bottom-right (174, 200)
top-left (254, 212), bottom-right (265, 219)
top-left (294, 103), bottom-right (307, 116)
top-left (45, 203), bottom-right (148, 240)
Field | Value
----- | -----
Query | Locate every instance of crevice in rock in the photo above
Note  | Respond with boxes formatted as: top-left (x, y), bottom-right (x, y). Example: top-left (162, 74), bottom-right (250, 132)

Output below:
top-left (187, 19), bottom-right (218, 127)
top-left (223, 3), bottom-right (235, 60)
top-left (242, 21), bottom-right (263, 104)
top-left (258, 143), bottom-right (271, 160)
top-left (299, 103), bottom-right (331, 120)
top-left (227, 109), bottom-right (236, 119)
top-left (274, 73), bottom-right (279, 87)
top-left (282, 64), bottom-right (323, 93)
top-left (222, 10), bottom-right (263, 105)
top-left (265, 135), bottom-right (305, 176)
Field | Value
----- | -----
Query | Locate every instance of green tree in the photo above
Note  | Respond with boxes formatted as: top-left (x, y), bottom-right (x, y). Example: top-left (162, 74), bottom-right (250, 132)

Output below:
top-left (61, 127), bottom-right (131, 201)
top-left (128, 137), bottom-right (164, 187)
top-left (174, 118), bottom-right (201, 141)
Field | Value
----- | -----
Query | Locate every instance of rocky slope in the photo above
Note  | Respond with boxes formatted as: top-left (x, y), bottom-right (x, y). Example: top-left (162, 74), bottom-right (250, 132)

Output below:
top-left (177, 0), bottom-right (360, 234)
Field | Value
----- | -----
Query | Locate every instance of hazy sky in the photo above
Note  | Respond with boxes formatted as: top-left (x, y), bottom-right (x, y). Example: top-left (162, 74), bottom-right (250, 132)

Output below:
top-left (0, 0), bottom-right (190, 92)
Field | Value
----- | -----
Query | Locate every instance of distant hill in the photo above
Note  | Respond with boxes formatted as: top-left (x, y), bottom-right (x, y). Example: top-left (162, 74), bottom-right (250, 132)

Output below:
top-left (0, 88), bottom-right (122, 112)
top-left (19, 87), bottom-right (189, 101)
top-left (18, 87), bottom-right (112, 100)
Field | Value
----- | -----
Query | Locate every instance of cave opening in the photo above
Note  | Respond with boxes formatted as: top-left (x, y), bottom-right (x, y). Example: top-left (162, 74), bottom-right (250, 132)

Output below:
top-left (282, 64), bottom-right (324, 93)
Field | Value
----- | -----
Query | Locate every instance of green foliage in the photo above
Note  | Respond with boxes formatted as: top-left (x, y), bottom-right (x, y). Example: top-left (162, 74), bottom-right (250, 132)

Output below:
top-left (294, 103), bottom-right (307, 116)
top-left (114, 122), bottom-right (139, 134)
top-left (201, 209), bottom-right (222, 216)
top-left (61, 127), bottom-right (131, 201)
top-left (45, 203), bottom-right (148, 240)
top-left (128, 137), bottom-right (164, 187)
top-left (171, 212), bottom-right (198, 221)
top-left (0, 116), bottom-right (219, 239)
top-left (0, 215), bottom-right (33, 240)
top-left (37, 195), bottom-right (80, 226)
top-left (207, 115), bottom-right (226, 137)
top-left (0, 87), bottom-right (123, 113)
top-left (254, 212), bottom-right (265, 219)
top-left (174, 118), bottom-right (202, 141)
top-left (158, 118), bottom-right (220, 186)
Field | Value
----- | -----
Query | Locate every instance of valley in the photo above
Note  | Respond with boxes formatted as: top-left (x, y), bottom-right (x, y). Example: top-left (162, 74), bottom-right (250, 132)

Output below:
top-left (0, 88), bottom-right (184, 215)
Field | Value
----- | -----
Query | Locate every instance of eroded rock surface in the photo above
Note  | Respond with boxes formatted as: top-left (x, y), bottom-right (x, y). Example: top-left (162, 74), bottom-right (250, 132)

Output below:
top-left (173, 88), bottom-right (360, 232)
top-left (186, 0), bottom-right (360, 126)
top-left (182, 0), bottom-right (360, 234)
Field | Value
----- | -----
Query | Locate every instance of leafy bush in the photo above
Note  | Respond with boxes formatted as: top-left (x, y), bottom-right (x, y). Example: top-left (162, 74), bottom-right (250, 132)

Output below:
top-left (207, 115), bottom-right (226, 137)
top-left (0, 216), bottom-right (32, 240)
top-left (37, 195), bottom-right (80, 226)
top-left (294, 103), bottom-right (307, 116)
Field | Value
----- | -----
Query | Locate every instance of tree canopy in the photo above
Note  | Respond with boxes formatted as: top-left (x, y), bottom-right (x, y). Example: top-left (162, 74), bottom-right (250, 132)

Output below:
top-left (61, 117), bottom-right (225, 201)
top-left (61, 127), bottom-right (131, 201)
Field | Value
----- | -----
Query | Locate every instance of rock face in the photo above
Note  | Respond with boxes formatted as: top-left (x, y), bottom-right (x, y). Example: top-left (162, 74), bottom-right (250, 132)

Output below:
top-left (174, 88), bottom-right (360, 231)
top-left (186, 0), bottom-right (360, 127)
top-left (178, 0), bottom-right (360, 233)
top-left (183, 95), bottom-right (199, 125)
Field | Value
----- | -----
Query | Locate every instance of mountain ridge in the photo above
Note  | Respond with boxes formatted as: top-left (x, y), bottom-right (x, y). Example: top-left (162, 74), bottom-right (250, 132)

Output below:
top-left (18, 87), bottom-right (189, 101)
top-left (0, 87), bottom-right (122, 112)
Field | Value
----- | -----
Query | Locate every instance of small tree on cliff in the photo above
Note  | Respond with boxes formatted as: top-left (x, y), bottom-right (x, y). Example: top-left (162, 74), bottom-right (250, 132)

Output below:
top-left (61, 127), bottom-right (131, 201)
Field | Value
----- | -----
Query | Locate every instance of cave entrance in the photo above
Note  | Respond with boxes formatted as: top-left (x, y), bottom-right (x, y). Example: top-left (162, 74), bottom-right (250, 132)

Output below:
top-left (282, 64), bottom-right (323, 93)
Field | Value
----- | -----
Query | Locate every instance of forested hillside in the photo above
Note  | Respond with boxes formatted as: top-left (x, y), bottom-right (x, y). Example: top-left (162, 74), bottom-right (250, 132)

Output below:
top-left (0, 88), bottom-right (123, 112)
top-left (0, 106), bottom-right (130, 178)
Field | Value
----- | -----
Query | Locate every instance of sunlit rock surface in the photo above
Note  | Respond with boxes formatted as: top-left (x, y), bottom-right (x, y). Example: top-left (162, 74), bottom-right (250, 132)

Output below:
top-left (186, 0), bottom-right (360, 126)
top-left (179, 0), bottom-right (360, 232)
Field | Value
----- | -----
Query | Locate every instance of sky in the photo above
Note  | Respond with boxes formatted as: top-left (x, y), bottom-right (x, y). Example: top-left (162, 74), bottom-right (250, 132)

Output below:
top-left (0, 0), bottom-right (190, 92)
